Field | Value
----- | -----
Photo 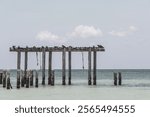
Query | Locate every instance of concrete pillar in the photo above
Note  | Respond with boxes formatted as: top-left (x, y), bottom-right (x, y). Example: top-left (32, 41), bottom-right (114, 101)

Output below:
top-left (88, 48), bottom-right (92, 85)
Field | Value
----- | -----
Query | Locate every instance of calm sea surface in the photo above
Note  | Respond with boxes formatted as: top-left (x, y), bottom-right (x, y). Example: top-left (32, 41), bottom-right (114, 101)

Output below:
top-left (1, 69), bottom-right (150, 100)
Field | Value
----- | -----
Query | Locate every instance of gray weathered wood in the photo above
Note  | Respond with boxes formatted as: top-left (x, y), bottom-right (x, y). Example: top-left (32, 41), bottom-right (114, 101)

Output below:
top-left (114, 72), bottom-right (117, 86)
top-left (62, 48), bottom-right (66, 85)
top-left (24, 51), bottom-right (28, 82)
top-left (3, 72), bottom-right (6, 88)
top-left (68, 47), bottom-right (71, 85)
top-left (88, 48), bottom-right (92, 85)
top-left (48, 51), bottom-right (52, 85)
top-left (0, 73), bottom-right (2, 84)
top-left (93, 50), bottom-right (97, 85)
top-left (118, 72), bottom-right (122, 85)
top-left (10, 46), bottom-right (105, 52)
top-left (17, 51), bottom-right (21, 88)
top-left (51, 70), bottom-right (55, 86)
top-left (42, 48), bottom-right (46, 85)
top-left (35, 71), bottom-right (38, 88)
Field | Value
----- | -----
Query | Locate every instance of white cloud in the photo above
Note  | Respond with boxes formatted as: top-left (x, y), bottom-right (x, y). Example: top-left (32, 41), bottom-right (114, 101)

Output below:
top-left (109, 31), bottom-right (128, 37)
top-left (129, 26), bottom-right (138, 32)
top-left (69, 25), bottom-right (103, 38)
top-left (36, 31), bottom-right (65, 43)
top-left (109, 26), bottom-right (138, 37)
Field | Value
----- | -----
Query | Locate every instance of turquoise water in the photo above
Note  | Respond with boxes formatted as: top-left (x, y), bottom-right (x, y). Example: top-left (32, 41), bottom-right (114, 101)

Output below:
top-left (1, 69), bottom-right (150, 100)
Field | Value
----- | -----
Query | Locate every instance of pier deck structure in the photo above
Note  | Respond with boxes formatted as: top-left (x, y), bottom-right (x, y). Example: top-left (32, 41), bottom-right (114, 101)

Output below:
top-left (10, 45), bottom-right (105, 86)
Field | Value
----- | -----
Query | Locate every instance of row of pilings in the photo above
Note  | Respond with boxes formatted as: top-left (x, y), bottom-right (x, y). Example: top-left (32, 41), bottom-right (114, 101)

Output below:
top-left (113, 72), bottom-right (122, 86)
top-left (0, 71), bottom-right (12, 89)
top-left (0, 70), bottom-right (123, 89)
top-left (16, 70), bottom-right (55, 89)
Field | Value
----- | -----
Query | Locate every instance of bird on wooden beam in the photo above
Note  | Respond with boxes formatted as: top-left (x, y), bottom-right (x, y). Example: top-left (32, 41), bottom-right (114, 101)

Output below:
top-left (62, 45), bottom-right (66, 48)
top-left (97, 45), bottom-right (104, 48)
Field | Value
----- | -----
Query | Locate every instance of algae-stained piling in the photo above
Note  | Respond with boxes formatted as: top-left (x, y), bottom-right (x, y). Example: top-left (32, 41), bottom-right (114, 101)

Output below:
top-left (114, 72), bottom-right (117, 86)
top-left (3, 71), bottom-right (6, 88)
top-left (35, 71), bottom-right (38, 88)
top-left (0, 72), bottom-right (3, 84)
top-left (118, 72), bottom-right (122, 85)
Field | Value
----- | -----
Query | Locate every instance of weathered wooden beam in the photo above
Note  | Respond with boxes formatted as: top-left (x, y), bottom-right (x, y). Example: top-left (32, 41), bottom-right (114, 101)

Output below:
top-left (48, 51), bottom-right (52, 85)
top-left (10, 46), bottom-right (105, 52)
top-left (62, 48), bottom-right (66, 85)
top-left (42, 48), bottom-right (46, 85)
top-left (68, 47), bottom-right (71, 85)
top-left (88, 48), bottom-right (92, 85)
top-left (93, 50), bottom-right (97, 85)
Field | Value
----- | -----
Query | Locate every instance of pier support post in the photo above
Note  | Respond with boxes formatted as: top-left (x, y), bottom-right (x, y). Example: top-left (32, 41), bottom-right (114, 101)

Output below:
top-left (51, 70), bottom-right (55, 86)
top-left (62, 47), bottom-right (66, 85)
top-left (26, 72), bottom-right (29, 88)
top-left (30, 70), bottom-right (34, 86)
top-left (68, 47), bottom-right (71, 85)
top-left (48, 51), bottom-right (52, 85)
top-left (118, 72), bottom-right (122, 85)
top-left (0, 72), bottom-right (2, 84)
top-left (21, 71), bottom-right (25, 87)
top-left (114, 72), bottom-right (117, 86)
top-left (17, 51), bottom-right (21, 89)
top-left (3, 72), bottom-right (6, 88)
top-left (35, 71), bottom-right (38, 88)
top-left (93, 50), bottom-right (97, 85)
top-left (24, 50), bottom-right (28, 84)
top-left (88, 48), bottom-right (92, 85)
top-left (42, 48), bottom-right (46, 85)
top-left (6, 73), bottom-right (11, 89)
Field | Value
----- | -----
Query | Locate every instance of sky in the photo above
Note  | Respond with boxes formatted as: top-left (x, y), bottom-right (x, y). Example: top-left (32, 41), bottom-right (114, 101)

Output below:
top-left (0, 0), bottom-right (150, 69)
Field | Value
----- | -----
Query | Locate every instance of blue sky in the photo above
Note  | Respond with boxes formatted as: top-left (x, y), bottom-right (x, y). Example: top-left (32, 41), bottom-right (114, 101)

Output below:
top-left (0, 0), bottom-right (150, 69)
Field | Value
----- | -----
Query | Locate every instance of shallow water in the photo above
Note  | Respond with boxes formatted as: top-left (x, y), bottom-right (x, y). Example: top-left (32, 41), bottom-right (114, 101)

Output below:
top-left (0, 69), bottom-right (150, 100)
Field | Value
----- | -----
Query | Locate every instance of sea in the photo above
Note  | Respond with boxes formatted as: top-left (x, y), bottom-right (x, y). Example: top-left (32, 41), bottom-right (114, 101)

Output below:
top-left (0, 69), bottom-right (150, 100)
